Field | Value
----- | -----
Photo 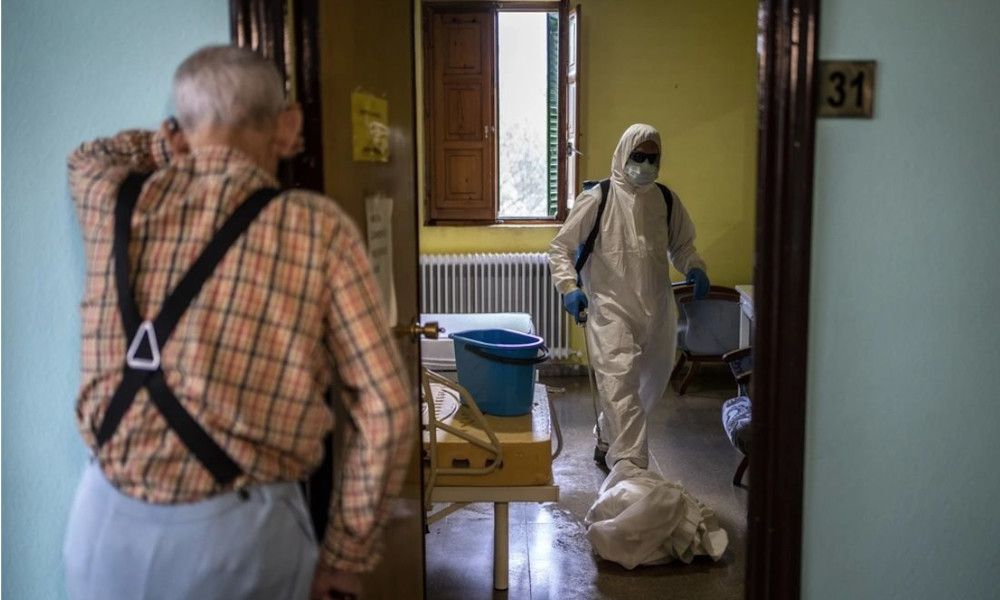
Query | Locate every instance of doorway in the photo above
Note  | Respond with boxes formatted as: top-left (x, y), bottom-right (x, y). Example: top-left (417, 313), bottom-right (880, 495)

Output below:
top-left (230, 0), bottom-right (818, 597)
top-left (419, 1), bottom-right (755, 597)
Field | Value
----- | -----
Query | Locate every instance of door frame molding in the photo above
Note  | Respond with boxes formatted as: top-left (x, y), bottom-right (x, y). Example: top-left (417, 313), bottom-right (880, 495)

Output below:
top-left (232, 0), bottom-right (822, 597)
top-left (229, 0), bottom-right (325, 192)
top-left (748, 1), bottom-right (819, 597)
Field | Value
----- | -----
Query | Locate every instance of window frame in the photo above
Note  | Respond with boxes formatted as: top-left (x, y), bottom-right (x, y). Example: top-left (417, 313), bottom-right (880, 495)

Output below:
top-left (422, 0), bottom-right (573, 226)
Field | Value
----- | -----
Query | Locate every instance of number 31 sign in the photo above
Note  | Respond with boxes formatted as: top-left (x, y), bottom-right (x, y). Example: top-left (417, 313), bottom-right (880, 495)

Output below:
top-left (818, 61), bottom-right (876, 118)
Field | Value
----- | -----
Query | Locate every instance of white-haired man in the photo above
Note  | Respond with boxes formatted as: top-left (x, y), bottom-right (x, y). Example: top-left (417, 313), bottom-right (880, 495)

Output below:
top-left (62, 45), bottom-right (413, 599)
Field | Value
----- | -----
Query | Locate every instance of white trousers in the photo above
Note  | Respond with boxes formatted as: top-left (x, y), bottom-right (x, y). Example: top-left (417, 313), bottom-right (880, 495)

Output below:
top-left (63, 460), bottom-right (317, 600)
top-left (590, 296), bottom-right (676, 469)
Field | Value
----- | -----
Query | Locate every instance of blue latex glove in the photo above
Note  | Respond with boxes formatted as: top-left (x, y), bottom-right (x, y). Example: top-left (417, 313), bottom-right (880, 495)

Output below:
top-left (687, 268), bottom-right (710, 300)
top-left (563, 289), bottom-right (589, 324)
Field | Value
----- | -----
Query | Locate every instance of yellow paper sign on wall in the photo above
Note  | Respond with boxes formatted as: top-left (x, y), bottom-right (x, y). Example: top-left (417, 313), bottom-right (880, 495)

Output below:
top-left (351, 91), bottom-right (389, 162)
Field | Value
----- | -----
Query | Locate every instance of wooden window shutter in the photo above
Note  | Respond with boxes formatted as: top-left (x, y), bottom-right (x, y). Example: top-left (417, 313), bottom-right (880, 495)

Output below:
top-left (426, 10), bottom-right (497, 222)
top-left (563, 4), bottom-right (581, 205)
top-left (546, 12), bottom-right (560, 217)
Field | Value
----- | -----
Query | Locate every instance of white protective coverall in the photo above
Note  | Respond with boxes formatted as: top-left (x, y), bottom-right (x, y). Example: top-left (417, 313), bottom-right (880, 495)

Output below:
top-left (548, 124), bottom-right (706, 468)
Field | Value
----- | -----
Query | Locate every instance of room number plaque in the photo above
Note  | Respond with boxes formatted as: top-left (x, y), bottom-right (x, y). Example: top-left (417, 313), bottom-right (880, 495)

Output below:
top-left (818, 60), bottom-right (876, 118)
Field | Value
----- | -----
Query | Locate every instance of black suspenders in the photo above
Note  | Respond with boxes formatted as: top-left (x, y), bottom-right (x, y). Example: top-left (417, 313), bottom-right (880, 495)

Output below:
top-left (95, 173), bottom-right (282, 486)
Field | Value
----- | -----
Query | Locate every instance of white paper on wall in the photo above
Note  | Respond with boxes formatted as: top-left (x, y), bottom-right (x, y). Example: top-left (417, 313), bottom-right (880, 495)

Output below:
top-left (365, 194), bottom-right (397, 326)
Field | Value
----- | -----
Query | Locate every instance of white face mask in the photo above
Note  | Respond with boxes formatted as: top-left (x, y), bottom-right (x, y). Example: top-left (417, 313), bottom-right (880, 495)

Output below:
top-left (624, 160), bottom-right (658, 187)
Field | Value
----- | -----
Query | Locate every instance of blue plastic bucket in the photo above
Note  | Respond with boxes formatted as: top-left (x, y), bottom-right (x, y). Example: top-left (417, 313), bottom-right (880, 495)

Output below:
top-left (450, 329), bottom-right (549, 416)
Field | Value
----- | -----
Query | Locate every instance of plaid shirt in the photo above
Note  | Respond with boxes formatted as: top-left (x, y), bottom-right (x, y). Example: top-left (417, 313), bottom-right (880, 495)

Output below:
top-left (68, 129), bottom-right (414, 573)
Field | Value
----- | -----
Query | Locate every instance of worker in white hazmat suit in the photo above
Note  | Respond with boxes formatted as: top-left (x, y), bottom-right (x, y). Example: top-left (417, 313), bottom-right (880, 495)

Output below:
top-left (548, 123), bottom-right (709, 469)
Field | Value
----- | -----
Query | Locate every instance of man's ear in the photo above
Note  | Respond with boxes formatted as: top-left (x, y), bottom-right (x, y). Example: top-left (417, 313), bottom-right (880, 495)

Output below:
top-left (274, 104), bottom-right (304, 159)
top-left (161, 118), bottom-right (190, 158)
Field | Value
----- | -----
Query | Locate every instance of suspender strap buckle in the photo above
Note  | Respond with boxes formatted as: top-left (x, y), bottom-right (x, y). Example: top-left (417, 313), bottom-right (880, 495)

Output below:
top-left (125, 320), bottom-right (161, 371)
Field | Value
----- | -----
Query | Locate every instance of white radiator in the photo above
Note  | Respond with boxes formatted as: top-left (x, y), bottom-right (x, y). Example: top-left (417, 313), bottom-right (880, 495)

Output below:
top-left (419, 253), bottom-right (571, 359)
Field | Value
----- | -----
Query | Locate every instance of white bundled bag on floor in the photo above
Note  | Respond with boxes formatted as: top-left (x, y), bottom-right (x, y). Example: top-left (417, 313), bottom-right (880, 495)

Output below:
top-left (585, 461), bottom-right (729, 569)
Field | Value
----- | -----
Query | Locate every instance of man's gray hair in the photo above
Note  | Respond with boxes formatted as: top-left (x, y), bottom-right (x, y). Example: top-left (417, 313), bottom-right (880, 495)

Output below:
top-left (173, 45), bottom-right (285, 131)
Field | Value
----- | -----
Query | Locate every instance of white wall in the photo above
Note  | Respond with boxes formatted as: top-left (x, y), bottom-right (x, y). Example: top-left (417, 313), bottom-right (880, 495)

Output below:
top-left (803, 1), bottom-right (1000, 598)
top-left (1, 2), bottom-right (229, 597)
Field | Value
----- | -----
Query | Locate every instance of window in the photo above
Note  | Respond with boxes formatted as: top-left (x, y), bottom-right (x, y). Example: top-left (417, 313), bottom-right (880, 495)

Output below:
top-left (497, 12), bottom-right (553, 219)
top-left (423, 2), bottom-right (580, 224)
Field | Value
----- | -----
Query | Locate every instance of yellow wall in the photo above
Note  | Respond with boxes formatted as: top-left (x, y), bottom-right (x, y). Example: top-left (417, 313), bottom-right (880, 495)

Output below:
top-left (416, 0), bottom-right (759, 286)
top-left (576, 0), bottom-right (759, 286)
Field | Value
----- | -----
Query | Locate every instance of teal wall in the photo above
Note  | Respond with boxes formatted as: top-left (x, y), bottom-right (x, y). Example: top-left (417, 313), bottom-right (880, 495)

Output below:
top-left (1, 2), bottom-right (229, 597)
top-left (803, 1), bottom-right (1000, 598)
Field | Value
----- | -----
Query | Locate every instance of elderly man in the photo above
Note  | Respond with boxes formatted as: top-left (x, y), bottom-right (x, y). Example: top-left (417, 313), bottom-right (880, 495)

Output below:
top-left (549, 123), bottom-right (709, 471)
top-left (62, 45), bottom-right (413, 599)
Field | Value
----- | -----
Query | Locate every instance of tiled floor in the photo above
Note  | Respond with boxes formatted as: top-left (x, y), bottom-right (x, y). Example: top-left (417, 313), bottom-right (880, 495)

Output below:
top-left (425, 368), bottom-right (748, 600)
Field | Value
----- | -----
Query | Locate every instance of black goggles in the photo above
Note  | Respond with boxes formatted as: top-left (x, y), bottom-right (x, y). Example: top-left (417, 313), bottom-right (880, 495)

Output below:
top-left (628, 150), bottom-right (659, 165)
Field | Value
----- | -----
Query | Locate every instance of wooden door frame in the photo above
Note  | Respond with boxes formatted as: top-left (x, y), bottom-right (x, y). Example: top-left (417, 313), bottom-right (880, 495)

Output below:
top-left (232, 0), bottom-right (821, 597)
top-left (748, 0), bottom-right (819, 597)
top-left (229, 0), bottom-right (325, 193)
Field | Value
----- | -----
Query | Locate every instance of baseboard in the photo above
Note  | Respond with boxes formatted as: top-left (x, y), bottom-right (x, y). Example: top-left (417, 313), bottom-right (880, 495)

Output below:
top-left (538, 361), bottom-right (589, 378)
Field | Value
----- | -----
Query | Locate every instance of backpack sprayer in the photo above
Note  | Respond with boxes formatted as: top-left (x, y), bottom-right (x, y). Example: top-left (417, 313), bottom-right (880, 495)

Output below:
top-left (578, 309), bottom-right (608, 463)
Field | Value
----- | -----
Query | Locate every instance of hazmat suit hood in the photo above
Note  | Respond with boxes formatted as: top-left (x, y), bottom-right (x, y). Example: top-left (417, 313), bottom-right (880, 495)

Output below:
top-left (610, 123), bottom-right (661, 191)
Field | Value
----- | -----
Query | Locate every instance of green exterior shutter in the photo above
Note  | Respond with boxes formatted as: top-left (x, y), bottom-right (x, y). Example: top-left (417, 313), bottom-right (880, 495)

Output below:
top-left (546, 13), bottom-right (560, 217)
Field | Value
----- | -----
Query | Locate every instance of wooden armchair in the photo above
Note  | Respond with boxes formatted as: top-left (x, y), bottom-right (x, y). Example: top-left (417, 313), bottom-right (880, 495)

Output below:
top-left (671, 284), bottom-right (743, 395)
